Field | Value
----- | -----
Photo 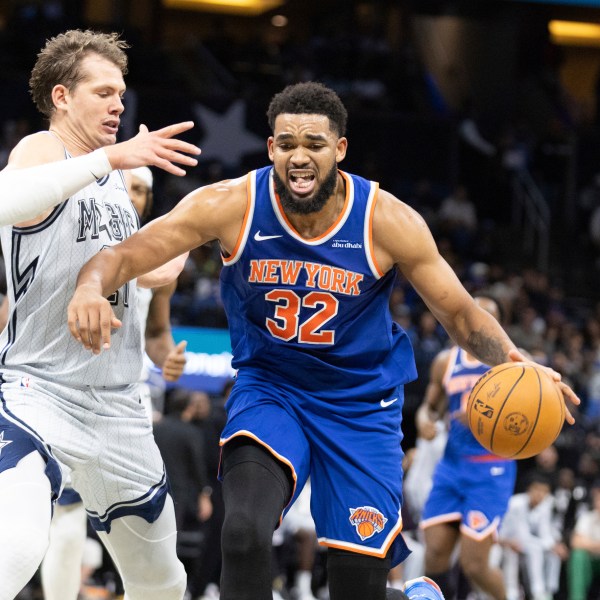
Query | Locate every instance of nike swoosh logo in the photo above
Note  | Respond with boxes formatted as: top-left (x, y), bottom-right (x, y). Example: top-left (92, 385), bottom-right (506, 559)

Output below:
top-left (254, 231), bottom-right (283, 242)
top-left (380, 397), bottom-right (398, 408)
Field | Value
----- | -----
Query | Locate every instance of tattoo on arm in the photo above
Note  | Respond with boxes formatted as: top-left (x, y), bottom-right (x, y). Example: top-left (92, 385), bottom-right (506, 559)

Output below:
top-left (466, 330), bottom-right (507, 366)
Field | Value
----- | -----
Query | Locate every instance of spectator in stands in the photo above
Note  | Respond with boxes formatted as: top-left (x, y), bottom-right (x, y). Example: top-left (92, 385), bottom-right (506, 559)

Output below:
top-left (499, 473), bottom-right (567, 600)
top-left (568, 479), bottom-right (600, 600)
top-left (152, 388), bottom-right (213, 599)
top-left (437, 184), bottom-right (478, 257)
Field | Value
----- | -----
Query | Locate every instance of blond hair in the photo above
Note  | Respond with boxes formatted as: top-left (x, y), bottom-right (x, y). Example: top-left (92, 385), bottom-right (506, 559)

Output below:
top-left (29, 29), bottom-right (129, 118)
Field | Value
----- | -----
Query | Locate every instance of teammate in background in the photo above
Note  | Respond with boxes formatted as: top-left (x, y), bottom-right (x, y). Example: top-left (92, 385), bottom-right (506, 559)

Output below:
top-left (0, 29), bottom-right (200, 600)
top-left (40, 165), bottom-right (190, 600)
top-left (417, 296), bottom-right (516, 600)
top-left (67, 82), bottom-right (579, 600)
top-left (127, 166), bottom-right (188, 392)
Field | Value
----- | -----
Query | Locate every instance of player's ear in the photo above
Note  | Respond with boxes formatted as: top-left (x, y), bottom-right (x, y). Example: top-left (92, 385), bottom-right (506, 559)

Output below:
top-left (267, 137), bottom-right (275, 162)
top-left (51, 84), bottom-right (69, 111)
top-left (336, 137), bottom-right (348, 163)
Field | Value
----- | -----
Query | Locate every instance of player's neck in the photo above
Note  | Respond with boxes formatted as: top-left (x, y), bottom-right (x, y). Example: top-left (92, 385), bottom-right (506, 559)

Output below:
top-left (48, 125), bottom-right (94, 157)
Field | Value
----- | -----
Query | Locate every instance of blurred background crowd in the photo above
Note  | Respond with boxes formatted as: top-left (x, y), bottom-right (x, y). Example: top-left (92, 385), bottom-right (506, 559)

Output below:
top-left (5, 0), bottom-right (600, 598)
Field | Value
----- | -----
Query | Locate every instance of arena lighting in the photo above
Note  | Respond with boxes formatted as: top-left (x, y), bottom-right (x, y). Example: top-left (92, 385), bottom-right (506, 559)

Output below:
top-left (548, 20), bottom-right (600, 47)
top-left (162, 0), bottom-right (285, 15)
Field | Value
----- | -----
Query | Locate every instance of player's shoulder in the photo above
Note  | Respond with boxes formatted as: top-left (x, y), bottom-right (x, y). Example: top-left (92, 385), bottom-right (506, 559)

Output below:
top-left (186, 173), bottom-right (249, 211)
top-left (377, 188), bottom-right (428, 226)
top-left (6, 131), bottom-right (65, 169)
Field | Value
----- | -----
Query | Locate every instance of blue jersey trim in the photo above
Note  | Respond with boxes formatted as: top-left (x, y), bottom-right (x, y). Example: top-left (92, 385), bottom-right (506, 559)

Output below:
top-left (86, 470), bottom-right (169, 533)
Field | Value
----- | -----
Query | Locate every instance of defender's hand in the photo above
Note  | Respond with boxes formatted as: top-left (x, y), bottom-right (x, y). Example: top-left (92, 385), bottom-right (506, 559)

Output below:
top-left (104, 122), bottom-right (201, 176)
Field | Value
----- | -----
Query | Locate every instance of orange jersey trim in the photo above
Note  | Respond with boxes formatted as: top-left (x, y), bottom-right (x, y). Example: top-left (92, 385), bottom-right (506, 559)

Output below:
top-left (222, 173), bottom-right (253, 265)
top-left (219, 430), bottom-right (298, 524)
top-left (318, 517), bottom-right (403, 559)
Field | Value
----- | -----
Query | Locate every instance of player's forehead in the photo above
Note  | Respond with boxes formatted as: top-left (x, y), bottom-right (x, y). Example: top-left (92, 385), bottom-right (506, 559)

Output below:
top-left (273, 113), bottom-right (336, 141)
top-left (77, 53), bottom-right (126, 91)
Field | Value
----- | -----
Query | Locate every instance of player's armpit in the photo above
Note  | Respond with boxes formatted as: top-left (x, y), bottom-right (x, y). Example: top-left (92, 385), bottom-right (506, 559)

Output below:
top-left (138, 252), bottom-right (189, 288)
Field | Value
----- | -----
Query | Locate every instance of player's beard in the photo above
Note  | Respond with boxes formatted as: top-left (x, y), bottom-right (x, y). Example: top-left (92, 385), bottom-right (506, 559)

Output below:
top-left (273, 163), bottom-right (338, 215)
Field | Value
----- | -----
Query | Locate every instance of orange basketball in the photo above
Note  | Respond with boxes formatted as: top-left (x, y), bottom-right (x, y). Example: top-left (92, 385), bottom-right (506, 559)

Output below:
top-left (357, 521), bottom-right (374, 539)
top-left (466, 362), bottom-right (565, 459)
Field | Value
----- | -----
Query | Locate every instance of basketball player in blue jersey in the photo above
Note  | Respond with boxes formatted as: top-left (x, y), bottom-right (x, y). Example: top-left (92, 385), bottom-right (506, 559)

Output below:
top-left (0, 30), bottom-right (200, 600)
top-left (68, 82), bottom-right (579, 600)
top-left (417, 296), bottom-right (516, 600)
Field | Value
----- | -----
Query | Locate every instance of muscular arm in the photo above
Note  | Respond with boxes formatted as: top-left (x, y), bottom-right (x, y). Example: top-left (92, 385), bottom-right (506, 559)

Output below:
top-left (415, 349), bottom-right (450, 440)
top-left (373, 189), bottom-right (579, 420)
top-left (373, 191), bottom-right (515, 365)
top-left (144, 280), bottom-right (177, 367)
top-left (144, 280), bottom-right (187, 382)
top-left (68, 177), bottom-right (248, 352)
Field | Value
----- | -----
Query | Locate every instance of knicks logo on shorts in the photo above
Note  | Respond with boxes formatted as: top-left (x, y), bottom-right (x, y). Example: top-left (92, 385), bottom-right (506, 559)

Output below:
top-left (466, 510), bottom-right (489, 531)
top-left (349, 506), bottom-right (388, 541)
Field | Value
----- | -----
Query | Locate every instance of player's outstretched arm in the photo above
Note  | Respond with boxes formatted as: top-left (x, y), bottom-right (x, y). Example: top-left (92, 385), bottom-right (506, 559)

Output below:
top-left (0, 122), bottom-right (200, 227)
top-left (373, 189), bottom-right (580, 423)
top-left (68, 176), bottom-right (249, 353)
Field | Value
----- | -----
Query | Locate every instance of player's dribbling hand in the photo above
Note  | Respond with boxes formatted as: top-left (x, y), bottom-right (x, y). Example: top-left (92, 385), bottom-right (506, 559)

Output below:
top-left (507, 347), bottom-right (580, 425)
top-left (162, 340), bottom-right (187, 382)
top-left (67, 284), bottom-right (122, 354)
top-left (104, 122), bottom-right (201, 177)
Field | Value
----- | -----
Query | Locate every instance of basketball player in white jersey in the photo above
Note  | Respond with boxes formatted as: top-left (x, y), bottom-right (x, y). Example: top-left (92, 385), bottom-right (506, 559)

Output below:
top-left (0, 30), bottom-right (200, 600)
top-left (39, 166), bottom-right (191, 600)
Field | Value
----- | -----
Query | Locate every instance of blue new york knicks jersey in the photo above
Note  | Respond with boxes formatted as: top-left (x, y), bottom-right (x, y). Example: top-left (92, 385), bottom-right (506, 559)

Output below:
top-left (444, 347), bottom-right (506, 460)
top-left (220, 166), bottom-right (416, 401)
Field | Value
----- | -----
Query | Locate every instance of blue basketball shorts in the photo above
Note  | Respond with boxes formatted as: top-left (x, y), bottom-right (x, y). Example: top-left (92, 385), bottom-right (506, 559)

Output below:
top-left (220, 370), bottom-right (411, 566)
top-left (420, 455), bottom-right (516, 539)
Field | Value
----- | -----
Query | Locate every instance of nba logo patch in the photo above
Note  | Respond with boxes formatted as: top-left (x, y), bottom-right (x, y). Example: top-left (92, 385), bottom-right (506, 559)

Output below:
top-left (466, 510), bottom-right (489, 532)
top-left (349, 506), bottom-right (388, 541)
top-left (20, 377), bottom-right (31, 388)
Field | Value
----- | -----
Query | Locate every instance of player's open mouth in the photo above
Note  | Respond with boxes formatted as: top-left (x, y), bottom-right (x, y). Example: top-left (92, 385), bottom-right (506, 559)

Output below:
top-left (102, 120), bottom-right (119, 135)
top-left (289, 171), bottom-right (315, 196)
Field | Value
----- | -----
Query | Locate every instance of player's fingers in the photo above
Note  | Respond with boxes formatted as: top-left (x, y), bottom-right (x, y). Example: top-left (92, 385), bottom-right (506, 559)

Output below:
top-left (558, 380), bottom-right (580, 405)
top-left (154, 121), bottom-right (195, 138)
top-left (155, 147), bottom-right (199, 168)
top-left (159, 138), bottom-right (201, 156)
top-left (138, 123), bottom-right (149, 134)
top-left (152, 157), bottom-right (192, 177)
top-left (96, 306), bottom-right (118, 353)
top-left (67, 306), bottom-right (82, 342)
top-left (175, 340), bottom-right (187, 353)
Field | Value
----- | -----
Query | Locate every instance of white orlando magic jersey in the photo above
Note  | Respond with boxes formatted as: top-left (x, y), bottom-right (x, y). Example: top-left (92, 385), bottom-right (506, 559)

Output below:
top-left (0, 147), bottom-right (143, 387)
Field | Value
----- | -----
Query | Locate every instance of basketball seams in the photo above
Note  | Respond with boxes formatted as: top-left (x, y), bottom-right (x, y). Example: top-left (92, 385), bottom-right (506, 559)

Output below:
top-left (506, 366), bottom-right (543, 459)
top-left (466, 363), bottom-right (519, 436)
top-left (488, 367), bottom-right (526, 455)
top-left (467, 362), bottom-right (564, 460)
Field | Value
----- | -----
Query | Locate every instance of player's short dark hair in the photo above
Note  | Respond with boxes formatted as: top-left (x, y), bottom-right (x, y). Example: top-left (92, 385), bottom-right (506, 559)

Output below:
top-left (266, 82), bottom-right (348, 137)
top-left (29, 29), bottom-right (129, 118)
top-left (526, 471), bottom-right (553, 491)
